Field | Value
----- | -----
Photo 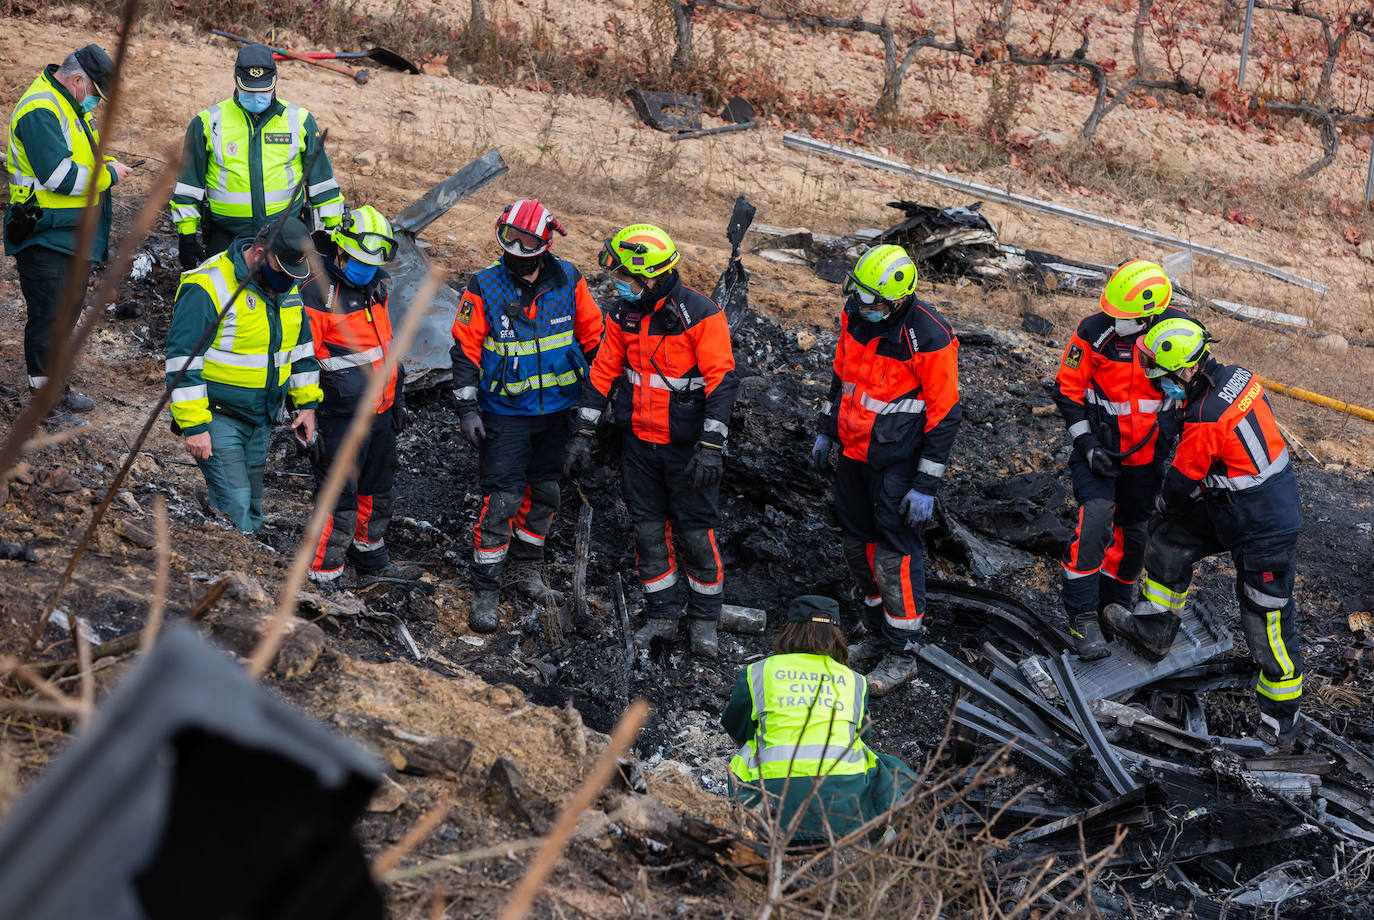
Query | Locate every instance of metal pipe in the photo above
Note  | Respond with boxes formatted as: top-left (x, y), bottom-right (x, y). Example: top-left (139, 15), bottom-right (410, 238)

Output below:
top-left (1238, 0), bottom-right (1255, 89)
top-left (1258, 377), bottom-right (1374, 423)
top-left (781, 132), bottom-right (1330, 294)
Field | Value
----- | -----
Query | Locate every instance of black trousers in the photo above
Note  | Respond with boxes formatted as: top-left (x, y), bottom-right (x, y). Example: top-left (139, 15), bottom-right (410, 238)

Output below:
top-left (834, 456), bottom-right (925, 651)
top-left (1143, 510), bottom-right (1302, 721)
top-left (1060, 454), bottom-right (1159, 616)
top-left (15, 245), bottom-right (89, 388)
top-left (309, 412), bottom-right (396, 578)
top-left (621, 437), bottom-right (724, 620)
top-left (471, 409), bottom-right (572, 591)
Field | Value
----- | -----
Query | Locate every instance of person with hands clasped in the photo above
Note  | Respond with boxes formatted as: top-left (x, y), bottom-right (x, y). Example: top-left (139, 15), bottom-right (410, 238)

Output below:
top-left (1052, 260), bottom-right (1192, 661)
top-left (564, 224), bottom-right (738, 659)
top-left (450, 200), bottom-right (604, 634)
top-left (813, 245), bottom-right (962, 697)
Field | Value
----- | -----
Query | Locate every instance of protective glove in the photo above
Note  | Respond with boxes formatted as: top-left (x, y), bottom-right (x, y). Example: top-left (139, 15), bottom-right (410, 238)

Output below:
top-left (685, 442), bottom-right (724, 489)
top-left (1086, 445), bottom-right (1119, 479)
top-left (562, 430), bottom-right (594, 478)
top-left (459, 411), bottom-right (486, 447)
top-left (810, 434), bottom-right (834, 474)
top-left (391, 401), bottom-right (409, 433)
top-left (899, 488), bottom-right (935, 528)
top-left (177, 233), bottom-right (204, 271)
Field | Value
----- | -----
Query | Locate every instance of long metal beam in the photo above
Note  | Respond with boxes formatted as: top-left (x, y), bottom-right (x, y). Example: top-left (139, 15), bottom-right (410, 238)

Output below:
top-left (781, 133), bottom-right (1329, 295)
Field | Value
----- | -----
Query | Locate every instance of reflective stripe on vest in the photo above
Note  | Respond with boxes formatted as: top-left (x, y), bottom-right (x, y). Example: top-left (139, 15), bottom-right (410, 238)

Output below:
top-left (729, 654), bottom-right (871, 784)
top-left (8, 73), bottom-right (103, 211)
top-left (1204, 446), bottom-right (1291, 491)
top-left (841, 380), bottom-right (925, 415)
top-left (625, 367), bottom-right (704, 391)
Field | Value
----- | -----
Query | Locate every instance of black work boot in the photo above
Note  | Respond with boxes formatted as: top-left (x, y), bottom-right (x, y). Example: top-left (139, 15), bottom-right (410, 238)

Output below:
top-left (634, 617), bottom-right (679, 651)
top-left (1255, 711), bottom-right (1302, 750)
top-left (689, 618), bottom-right (719, 659)
top-left (866, 652), bottom-right (919, 697)
top-left (1100, 603), bottom-right (1181, 661)
top-left (62, 388), bottom-right (94, 413)
top-left (511, 562), bottom-right (563, 607)
top-left (846, 638), bottom-right (884, 669)
top-left (359, 562), bottom-right (422, 584)
top-left (469, 590), bottom-right (500, 634)
top-left (1069, 610), bottom-right (1110, 661)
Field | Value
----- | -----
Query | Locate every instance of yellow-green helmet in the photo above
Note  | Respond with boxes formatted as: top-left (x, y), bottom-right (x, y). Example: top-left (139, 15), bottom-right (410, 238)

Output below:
top-left (1101, 259), bottom-right (1172, 319)
top-left (845, 244), bottom-right (918, 305)
top-left (1138, 317), bottom-right (1209, 378)
top-left (332, 205), bottom-right (396, 266)
top-left (598, 224), bottom-right (679, 279)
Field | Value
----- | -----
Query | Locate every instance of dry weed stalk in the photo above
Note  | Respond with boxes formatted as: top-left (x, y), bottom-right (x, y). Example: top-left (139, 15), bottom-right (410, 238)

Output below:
top-left (139, 496), bottom-right (171, 654)
top-left (247, 269), bottom-right (442, 678)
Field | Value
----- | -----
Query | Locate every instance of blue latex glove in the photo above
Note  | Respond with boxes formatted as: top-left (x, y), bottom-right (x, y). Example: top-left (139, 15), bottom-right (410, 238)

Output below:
top-left (899, 488), bottom-right (935, 528)
top-left (810, 434), bottom-right (834, 473)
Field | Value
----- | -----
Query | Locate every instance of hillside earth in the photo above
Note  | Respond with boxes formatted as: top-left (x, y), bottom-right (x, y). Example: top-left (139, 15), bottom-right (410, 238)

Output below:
top-left (3, 3), bottom-right (1374, 918)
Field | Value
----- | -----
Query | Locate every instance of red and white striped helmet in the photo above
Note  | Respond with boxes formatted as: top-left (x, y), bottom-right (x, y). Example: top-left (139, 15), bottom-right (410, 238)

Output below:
top-left (495, 198), bottom-right (566, 257)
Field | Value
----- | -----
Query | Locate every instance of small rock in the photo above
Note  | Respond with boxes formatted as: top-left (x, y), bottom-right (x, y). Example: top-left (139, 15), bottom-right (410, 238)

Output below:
top-left (1032, 130), bottom-right (1072, 150)
top-left (1325, 463), bottom-right (1345, 473)
top-left (1021, 312), bottom-right (1053, 336)
top-left (220, 571), bottom-right (271, 606)
top-left (1358, 240), bottom-right (1374, 262)
top-left (115, 519), bottom-right (156, 549)
top-left (115, 490), bottom-right (143, 515)
top-left (1314, 334), bottom-right (1348, 354)
top-left (1031, 404), bottom-right (1058, 417)
top-left (607, 793), bottom-right (677, 835)
top-left (355, 150), bottom-right (378, 169)
top-left (367, 775), bottom-right (408, 813)
top-left (795, 330), bottom-right (817, 351)
top-left (40, 468), bottom-right (81, 493)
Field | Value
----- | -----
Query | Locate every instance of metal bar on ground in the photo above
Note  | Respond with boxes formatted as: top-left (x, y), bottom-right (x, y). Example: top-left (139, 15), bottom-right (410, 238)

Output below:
top-left (1049, 653), bottom-right (1140, 795)
top-left (1238, 0), bottom-right (1255, 88)
top-left (781, 133), bottom-right (1329, 294)
top-left (951, 700), bottom-right (1073, 777)
top-left (919, 645), bottom-right (1054, 738)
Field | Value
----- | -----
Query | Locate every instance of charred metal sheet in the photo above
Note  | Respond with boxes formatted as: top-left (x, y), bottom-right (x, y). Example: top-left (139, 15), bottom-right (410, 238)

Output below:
top-left (940, 510), bottom-right (1035, 578)
top-left (951, 700), bottom-right (1073, 777)
top-left (721, 95), bottom-right (756, 124)
top-left (1244, 753), bottom-right (1333, 775)
top-left (1011, 787), bottom-right (1152, 845)
top-left (712, 195), bottom-right (755, 328)
top-left (1062, 600), bottom-right (1233, 701)
top-left (1090, 699), bottom-right (1211, 755)
top-left (1147, 658), bottom-right (1257, 693)
top-left (626, 90), bottom-right (701, 132)
top-left (926, 579), bottom-right (1070, 657)
top-left (1049, 653), bottom-right (1139, 795)
top-left (1299, 717), bottom-right (1374, 784)
top-left (919, 645), bottom-right (1053, 738)
top-left (980, 643), bottom-right (1082, 742)
top-left (389, 150), bottom-right (509, 389)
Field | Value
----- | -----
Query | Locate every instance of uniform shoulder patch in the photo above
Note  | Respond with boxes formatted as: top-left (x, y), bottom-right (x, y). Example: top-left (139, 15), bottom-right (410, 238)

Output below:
top-left (1064, 344), bottom-right (1083, 369)
top-left (457, 296), bottom-right (475, 325)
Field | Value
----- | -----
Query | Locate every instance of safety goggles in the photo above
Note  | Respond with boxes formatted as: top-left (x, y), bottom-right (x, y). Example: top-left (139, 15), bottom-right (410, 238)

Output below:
top-left (842, 273), bottom-right (887, 306)
top-left (498, 224), bottom-right (547, 255)
top-left (341, 229), bottom-right (395, 262)
top-left (1135, 340), bottom-right (1175, 379)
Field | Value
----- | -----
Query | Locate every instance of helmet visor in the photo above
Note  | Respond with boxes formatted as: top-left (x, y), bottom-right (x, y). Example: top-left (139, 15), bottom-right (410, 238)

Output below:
top-left (598, 238), bottom-right (625, 272)
top-left (1135, 339), bottom-right (1171, 379)
top-left (498, 224), bottom-right (547, 255)
top-left (843, 273), bottom-right (884, 306)
top-left (343, 229), bottom-right (395, 262)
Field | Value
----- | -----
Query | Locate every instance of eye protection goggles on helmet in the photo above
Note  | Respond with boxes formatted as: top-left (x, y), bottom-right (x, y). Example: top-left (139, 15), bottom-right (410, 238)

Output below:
top-left (341, 229), bottom-right (396, 262)
top-left (1136, 340), bottom-right (1182, 379)
top-left (498, 223), bottom-right (547, 255)
top-left (843, 273), bottom-right (887, 306)
top-left (599, 238), bottom-right (651, 274)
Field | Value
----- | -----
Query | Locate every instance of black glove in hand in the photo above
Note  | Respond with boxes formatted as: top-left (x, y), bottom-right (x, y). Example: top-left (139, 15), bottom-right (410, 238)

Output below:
top-left (459, 411), bottom-right (486, 447)
top-left (391, 402), bottom-right (409, 433)
top-left (177, 233), bottom-right (204, 271)
top-left (563, 431), bottom-right (594, 478)
top-left (685, 443), bottom-right (724, 489)
top-left (306, 434), bottom-right (326, 470)
top-left (1086, 446), bottom-right (1119, 479)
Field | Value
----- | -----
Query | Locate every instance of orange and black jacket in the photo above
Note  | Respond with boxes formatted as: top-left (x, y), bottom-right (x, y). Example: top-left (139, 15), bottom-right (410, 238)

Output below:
top-left (302, 261), bottom-right (397, 417)
top-left (1161, 358), bottom-right (1299, 544)
top-left (579, 271), bottom-right (738, 448)
top-left (1053, 308), bottom-right (1190, 466)
top-left (819, 297), bottom-right (962, 493)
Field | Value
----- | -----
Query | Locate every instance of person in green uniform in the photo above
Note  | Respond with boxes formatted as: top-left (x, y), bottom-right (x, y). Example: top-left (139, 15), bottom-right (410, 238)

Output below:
top-left (721, 596), bottom-right (917, 841)
top-left (171, 43), bottom-right (344, 268)
top-left (5, 44), bottom-right (130, 413)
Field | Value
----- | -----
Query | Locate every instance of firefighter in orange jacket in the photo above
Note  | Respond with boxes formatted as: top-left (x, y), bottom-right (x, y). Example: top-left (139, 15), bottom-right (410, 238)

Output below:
top-left (1104, 319), bottom-right (1303, 746)
top-left (302, 205), bottom-right (416, 588)
top-left (812, 245), bottom-right (962, 697)
top-left (1052, 260), bottom-right (1191, 660)
top-left (451, 200), bottom-right (605, 633)
top-left (564, 224), bottom-right (739, 659)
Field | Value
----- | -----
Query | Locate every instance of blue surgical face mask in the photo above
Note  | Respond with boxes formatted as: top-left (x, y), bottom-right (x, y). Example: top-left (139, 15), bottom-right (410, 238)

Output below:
top-left (1160, 377), bottom-right (1187, 401)
top-left (80, 94), bottom-right (100, 113)
top-left (341, 257), bottom-right (378, 286)
top-left (614, 278), bottom-right (640, 302)
top-left (258, 261), bottom-right (295, 294)
top-left (859, 309), bottom-right (886, 323)
top-left (238, 90), bottom-right (273, 115)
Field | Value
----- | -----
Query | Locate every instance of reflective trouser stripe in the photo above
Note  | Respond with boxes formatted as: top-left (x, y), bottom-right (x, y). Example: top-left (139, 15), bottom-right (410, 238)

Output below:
top-left (1265, 608), bottom-right (1295, 677)
top-left (643, 568), bottom-right (678, 592)
top-left (1257, 673), bottom-right (1303, 701)
top-left (474, 545), bottom-right (508, 564)
top-left (1244, 582), bottom-right (1289, 609)
top-left (514, 526), bottom-right (546, 546)
top-left (1141, 576), bottom-right (1187, 612)
top-left (1067, 420), bottom-right (1092, 440)
top-left (686, 574), bottom-right (724, 595)
top-left (864, 595), bottom-right (884, 607)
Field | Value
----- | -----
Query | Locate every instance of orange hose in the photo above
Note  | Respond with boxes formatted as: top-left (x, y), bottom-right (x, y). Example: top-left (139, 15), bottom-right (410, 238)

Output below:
top-left (1258, 377), bottom-right (1374, 424)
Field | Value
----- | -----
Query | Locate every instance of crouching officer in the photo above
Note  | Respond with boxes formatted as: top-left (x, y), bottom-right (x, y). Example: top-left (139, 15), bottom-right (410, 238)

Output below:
top-left (811, 245), bottom-right (962, 696)
top-left (564, 224), bottom-right (739, 658)
top-left (302, 205), bottom-right (417, 588)
top-left (1103, 319), bottom-right (1304, 747)
top-left (1053, 260), bottom-right (1191, 660)
top-left (451, 199), bottom-right (604, 633)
